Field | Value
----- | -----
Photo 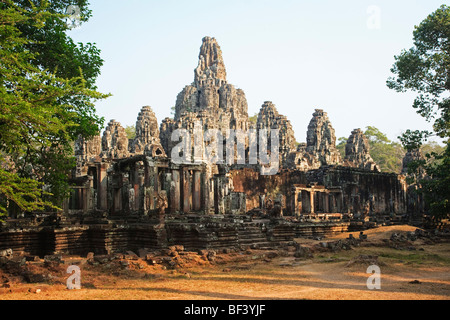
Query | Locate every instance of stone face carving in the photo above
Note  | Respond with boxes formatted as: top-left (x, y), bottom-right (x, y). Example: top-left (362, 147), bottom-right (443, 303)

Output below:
top-left (131, 106), bottom-right (166, 158)
top-left (305, 109), bottom-right (342, 166)
top-left (101, 120), bottom-right (129, 159)
top-left (160, 36), bottom-right (249, 161)
top-left (344, 128), bottom-right (380, 172)
top-left (74, 134), bottom-right (102, 163)
top-left (287, 109), bottom-right (342, 170)
top-left (194, 36), bottom-right (227, 87)
top-left (256, 101), bottom-right (297, 168)
top-left (286, 143), bottom-right (321, 171)
top-left (82, 37), bottom-right (388, 180)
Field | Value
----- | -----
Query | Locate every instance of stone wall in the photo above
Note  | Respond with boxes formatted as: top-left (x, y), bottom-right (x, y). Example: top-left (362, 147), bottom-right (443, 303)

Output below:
top-left (320, 166), bottom-right (408, 216)
top-left (0, 217), bottom-right (354, 255)
top-left (230, 165), bottom-right (409, 219)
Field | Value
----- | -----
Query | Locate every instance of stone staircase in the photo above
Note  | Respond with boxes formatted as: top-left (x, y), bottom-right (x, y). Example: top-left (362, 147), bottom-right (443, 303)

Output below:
top-left (237, 222), bottom-right (271, 249)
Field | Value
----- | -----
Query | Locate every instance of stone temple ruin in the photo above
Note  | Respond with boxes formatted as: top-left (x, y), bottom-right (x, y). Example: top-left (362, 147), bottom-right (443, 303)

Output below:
top-left (0, 37), bottom-right (426, 257)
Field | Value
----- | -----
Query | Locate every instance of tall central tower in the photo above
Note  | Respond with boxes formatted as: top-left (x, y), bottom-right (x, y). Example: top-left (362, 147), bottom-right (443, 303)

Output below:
top-left (194, 36), bottom-right (227, 88)
top-left (160, 37), bottom-right (249, 157)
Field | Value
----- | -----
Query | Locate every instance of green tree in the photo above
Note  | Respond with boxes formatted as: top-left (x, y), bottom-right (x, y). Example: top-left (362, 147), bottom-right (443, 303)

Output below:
top-left (337, 127), bottom-right (405, 173)
top-left (364, 126), bottom-right (405, 173)
top-left (387, 5), bottom-right (450, 222)
top-left (248, 113), bottom-right (258, 126)
top-left (420, 141), bottom-right (445, 158)
top-left (0, 0), bottom-right (109, 218)
top-left (125, 125), bottom-right (136, 140)
top-left (336, 136), bottom-right (347, 158)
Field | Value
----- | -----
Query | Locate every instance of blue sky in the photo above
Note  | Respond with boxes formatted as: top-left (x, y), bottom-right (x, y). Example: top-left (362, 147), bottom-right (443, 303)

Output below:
top-left (69, 0), bottom-right (446, 144)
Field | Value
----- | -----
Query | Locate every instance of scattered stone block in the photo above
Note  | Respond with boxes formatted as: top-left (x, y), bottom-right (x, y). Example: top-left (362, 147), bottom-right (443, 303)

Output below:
top-left (94, 255), bottom-right (110, 264)
top-left (266, 252), bottom-right (278, 259)
top-left (172, 245), bottom-right (184, 252)
top-left (346, 255), bottom-right (385, 267)
top-left (207, 250), bottom-right (216, 262)
top-left (293, 244), bottom-right (313, 259)
top-left (0, 249), bottom-right (13, 257)
top-left (25, 255), bottom-right (40, 262)
top-left (44, 255), bottom-right (63, 267)
top-left (23, 272), bottom-right (46, 284)
top-left (138, 248), bottom-right (149, 258)
top-left (407, 232), bottom-right (417, 241)
top-left (124, 251), bottom-right (139, 260)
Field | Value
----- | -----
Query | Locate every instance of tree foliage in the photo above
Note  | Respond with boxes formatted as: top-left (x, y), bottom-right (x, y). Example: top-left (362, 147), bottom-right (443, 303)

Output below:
top-left (337, 127), bottom-right (405, 173)
top-left (364, 126), bottom-right (405, 173)
top-left (387, 5), bottom-right (450, 222)
top-left (124, 125), bottom-right (136, 140)
top-left (336, 136), bottom-right (346, 158)
top-left (248, 112), bottom-right (258, 125)
top-left (0, 0), bottom-right (109, 218)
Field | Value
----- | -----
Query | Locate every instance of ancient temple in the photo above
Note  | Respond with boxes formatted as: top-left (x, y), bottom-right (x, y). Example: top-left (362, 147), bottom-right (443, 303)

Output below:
top-left (0, 37), bottom-right (427, 256)
top-left (68, 36), bottom-right (418, 221)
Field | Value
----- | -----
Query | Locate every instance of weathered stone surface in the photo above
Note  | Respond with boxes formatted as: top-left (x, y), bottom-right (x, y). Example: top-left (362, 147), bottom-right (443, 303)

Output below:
top-left (44, 254), bottom-right (64, 267)
top-left (130, 106), bottom-right (166, 158)
top-left (287, 109), bottom-right (341, 170)
top-left (74, 134), bottom-right (102, 163)
top-left (293, 243), bottom-right (313, 258)
top-left (159, 117), bottom-right (177, 156)
top-left (101, 120), bottom-right (129, 159)
top-left (1, 36), bottom-right (425, 259)
top-left (194, 36), bottom-right (227, 88)
top-left (305, 109), bottom-right (342, 166)
top-left (344, 128), bottom-right (379, 171)
top-left (256, 101), bottom-right (297, 168)
top-left (0, 248), bottom-right (12, 257)
top-left (160, 36), bottom-right (249, 161)
top-left (288, 143), bottom-right (321, 171)
top-left (131, 106), bottom-right (165, 156)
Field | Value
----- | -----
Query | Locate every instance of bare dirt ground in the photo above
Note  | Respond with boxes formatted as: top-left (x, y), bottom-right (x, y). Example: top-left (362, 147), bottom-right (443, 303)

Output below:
top-left (1, 225), bottom-right (449, 300)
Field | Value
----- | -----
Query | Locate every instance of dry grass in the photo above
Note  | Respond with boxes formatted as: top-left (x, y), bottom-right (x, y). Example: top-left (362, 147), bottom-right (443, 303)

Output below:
top-left (1, 225), bottom-right (450, 300)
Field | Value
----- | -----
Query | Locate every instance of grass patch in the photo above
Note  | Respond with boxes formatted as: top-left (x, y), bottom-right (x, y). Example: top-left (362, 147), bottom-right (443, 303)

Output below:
top-left (312, 244), bottom-right (450, 267)
top-left (378, 251), bottom-right (449, 265)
